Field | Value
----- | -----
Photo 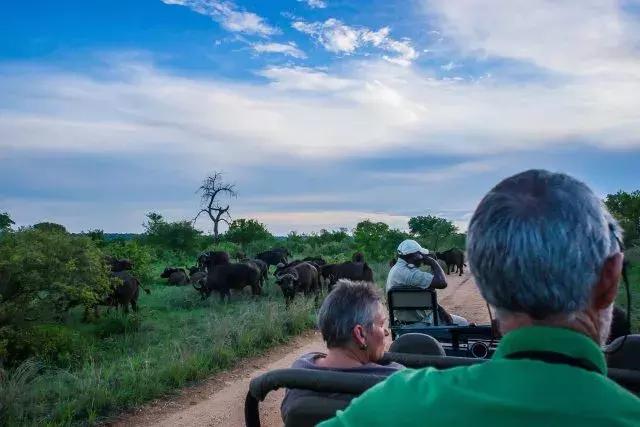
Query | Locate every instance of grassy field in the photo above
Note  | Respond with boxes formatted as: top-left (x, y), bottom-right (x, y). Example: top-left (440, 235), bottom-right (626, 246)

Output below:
top-left (0, 267), bottom-right (317, 425)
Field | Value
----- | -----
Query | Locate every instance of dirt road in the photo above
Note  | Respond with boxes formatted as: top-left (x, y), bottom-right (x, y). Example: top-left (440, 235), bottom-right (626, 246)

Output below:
top-left (112, 271), bottom-right (487, 427)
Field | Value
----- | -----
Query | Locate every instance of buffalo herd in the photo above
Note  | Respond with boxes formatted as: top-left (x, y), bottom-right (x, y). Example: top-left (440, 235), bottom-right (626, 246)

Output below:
top-left (105, 245), bottom-right (466, 312)
top-left (157, 247), bottom-right (377, 305)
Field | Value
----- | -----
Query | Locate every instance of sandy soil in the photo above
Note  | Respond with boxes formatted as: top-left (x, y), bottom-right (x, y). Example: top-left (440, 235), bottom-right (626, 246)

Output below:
top-left (110, 271), bottom-right (487, 427)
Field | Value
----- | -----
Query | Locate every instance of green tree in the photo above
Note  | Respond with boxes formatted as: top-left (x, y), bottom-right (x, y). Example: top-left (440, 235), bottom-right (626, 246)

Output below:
top-left (353, 220), bottom-right (409, 262)
top-left (32, 222), bottom-right (67, 234)
top-left (142, 212), bottom-right (204, 254)
top-left (605, 190), bottom-right (640, 246)
top-left (0, 212), bottom-right (14, 232)
top-left (224, 219), bottom-right (272, 248)
top-left (408, 215), bottom-right (458, 251)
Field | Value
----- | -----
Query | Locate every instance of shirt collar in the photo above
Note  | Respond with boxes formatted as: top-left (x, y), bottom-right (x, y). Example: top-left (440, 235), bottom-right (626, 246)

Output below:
top-left (493, 326), bottom-right (607, 375)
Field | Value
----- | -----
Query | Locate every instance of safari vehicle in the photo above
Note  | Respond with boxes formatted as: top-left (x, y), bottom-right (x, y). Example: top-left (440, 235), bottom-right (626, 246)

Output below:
top-left (387, 286), bottom-right (498, 358)
top-left (244, 286), bottom-right (640, 427)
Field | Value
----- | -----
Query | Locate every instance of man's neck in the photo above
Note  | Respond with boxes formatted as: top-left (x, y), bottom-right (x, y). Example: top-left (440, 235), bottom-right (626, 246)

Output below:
top-left (316, 347), bottom-right (368, 369)
top-left (499, 310), bottom-right (601, 344)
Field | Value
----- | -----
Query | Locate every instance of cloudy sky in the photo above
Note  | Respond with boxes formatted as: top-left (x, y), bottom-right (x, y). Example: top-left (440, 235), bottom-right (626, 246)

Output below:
top-left (1, 0), bottom-right (640, 234)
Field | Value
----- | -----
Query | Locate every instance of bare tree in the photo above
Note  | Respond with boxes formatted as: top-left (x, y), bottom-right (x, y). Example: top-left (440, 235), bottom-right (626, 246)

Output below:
top-left (193, 172), bottom-right (237, 240)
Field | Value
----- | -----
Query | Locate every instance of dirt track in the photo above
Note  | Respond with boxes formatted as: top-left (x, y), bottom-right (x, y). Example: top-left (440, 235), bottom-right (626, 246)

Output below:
top-left (111, 271), bottom-right (487, 427)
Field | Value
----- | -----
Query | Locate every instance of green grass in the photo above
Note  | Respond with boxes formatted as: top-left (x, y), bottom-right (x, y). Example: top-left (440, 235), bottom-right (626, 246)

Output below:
top-left (0, 268), bottom-right (317, 426)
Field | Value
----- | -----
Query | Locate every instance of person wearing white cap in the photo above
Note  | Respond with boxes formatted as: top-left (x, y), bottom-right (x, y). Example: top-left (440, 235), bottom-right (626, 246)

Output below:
top-left (386, 239), bottom-right (468, 326)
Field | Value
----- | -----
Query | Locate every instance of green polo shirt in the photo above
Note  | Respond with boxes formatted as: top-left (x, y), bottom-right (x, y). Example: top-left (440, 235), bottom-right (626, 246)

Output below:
top-left (319, 326), bottom-right (640, 427)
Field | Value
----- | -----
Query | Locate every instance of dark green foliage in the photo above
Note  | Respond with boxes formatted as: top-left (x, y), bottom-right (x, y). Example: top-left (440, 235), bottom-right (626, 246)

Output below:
top-left (0, 212), bottom-right (14, 232)
top-left (606, 190), bottom-right (640, 246)
top-left (8, 325), bottom-right (91, 367)
top-left (142, 212), bottom-right (205, 255)
top-left (353, 220), bottom-right (411, 262)
top-left (224, 218), bottom-right (272, 248)
top-left (84, 229), bottom-right (106, 246)
top-left (32, 222), bottom-right (67, 234)
top-left (408, 215), bottom-right (458, 251)
top-left (0, 229), bottom-right (113, 366)
top-left (102, 239), bottom-right (155, 285)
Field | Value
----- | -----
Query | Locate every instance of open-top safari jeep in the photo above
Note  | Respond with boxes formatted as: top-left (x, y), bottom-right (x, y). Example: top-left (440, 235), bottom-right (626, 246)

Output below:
top-left (244, 286), bottom-right (640, 426)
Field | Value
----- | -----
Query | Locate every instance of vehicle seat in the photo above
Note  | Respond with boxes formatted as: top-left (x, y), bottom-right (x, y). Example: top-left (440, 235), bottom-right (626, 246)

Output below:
top-left (389, 333), bottom-right (446, 356)
top-left (284, 396), bottom-right (351, 427)
top-left (606, 335), bottom-right (640, 370)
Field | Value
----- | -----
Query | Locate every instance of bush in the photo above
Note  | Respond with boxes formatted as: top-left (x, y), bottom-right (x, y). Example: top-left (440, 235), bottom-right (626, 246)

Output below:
top-left (8, 325), bottom-right (90, 367)
top-left (102, 239), bottom-right (154, 285)
top-left (0, 228), bottom-right (112, 365)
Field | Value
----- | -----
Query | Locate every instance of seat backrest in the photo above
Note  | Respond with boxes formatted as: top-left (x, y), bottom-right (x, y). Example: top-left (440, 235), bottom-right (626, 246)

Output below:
top-left (387, 286), bottom-right (439, 326)
top-left (389, 333), bottom-right (446, 356)
top-left (607, 335), bottom-right (640, 371)
top-left (284, 396), bottom-right (352, 427)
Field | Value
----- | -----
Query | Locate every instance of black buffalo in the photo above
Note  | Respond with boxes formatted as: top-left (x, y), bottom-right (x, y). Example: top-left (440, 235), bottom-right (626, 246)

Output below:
top-left (193, 262), bottom-right (261, 302)
top-left (106, 271), bottom-right (150, 313)
top-left (160, 267), bottom-right (189, 286)
top-left (302, 256), bottom-right (327, 266)
top-left (241, 258), bottom-right (269, 287)
top-left (198, 251), bottom-right (230, 272)
top-left (275, 262), bottom-right (320, 305)
top-left (435, 249), bottom-right (465, 276)
top-left (322, 261), bottom-right (374, 291)
top-left (255, 247), bottom-right (291, 268)
top-left (352, 252), bottom-right (365, 263)
top-left (105, 256), bottom-right (134, 272)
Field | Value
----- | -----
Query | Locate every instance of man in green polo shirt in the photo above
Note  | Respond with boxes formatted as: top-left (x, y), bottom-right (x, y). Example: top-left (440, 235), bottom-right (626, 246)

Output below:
top-left (320, 170), bottom-right (640, 426)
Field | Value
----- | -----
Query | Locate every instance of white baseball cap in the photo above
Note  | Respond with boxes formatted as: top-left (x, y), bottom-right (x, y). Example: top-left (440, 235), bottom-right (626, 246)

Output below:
top-left (397, 239), bottom-right (429, 256)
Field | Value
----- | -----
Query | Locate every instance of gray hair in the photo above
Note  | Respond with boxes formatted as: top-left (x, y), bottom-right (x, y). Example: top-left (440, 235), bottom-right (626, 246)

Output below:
top-left (317, 280), bottom-right (382, 348)
top-left (468, 169), bottom-right (622, 319)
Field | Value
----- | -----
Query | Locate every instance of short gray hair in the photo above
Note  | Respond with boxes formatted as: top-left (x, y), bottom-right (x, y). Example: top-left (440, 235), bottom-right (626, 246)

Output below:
top-left (317, 280), bottom-right (381, 348)
top-left (468, 170), bottom-right (622, 318)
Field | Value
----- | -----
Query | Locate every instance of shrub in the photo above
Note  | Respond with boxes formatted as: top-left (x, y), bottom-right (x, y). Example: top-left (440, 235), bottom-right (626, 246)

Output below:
top-left (0, 229), bottom-right (112, 365)
top-left (102, 240), bottom-right (154, 285)
top-left (8, 324), bottom-right (90, 367)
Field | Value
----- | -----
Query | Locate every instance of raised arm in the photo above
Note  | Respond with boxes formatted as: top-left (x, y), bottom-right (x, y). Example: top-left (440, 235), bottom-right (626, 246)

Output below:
top-left (422, 256), bottom-right (448, 289)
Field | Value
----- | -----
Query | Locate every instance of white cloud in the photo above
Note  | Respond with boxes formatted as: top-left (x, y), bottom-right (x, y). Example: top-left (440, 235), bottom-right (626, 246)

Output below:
top-left (161, 0), bottom-right (278, 36)
top-left (298, 0), bottom-right (327, 9)
top-left (2, 56), bottom-right (640, 165)
top-left (251, 42), bottom-right (307, 58)
top-left (257, 65), bottom-right (355, 91)
top-left (425, 0), bottom-right (640, 77)
top-left (292, 18), bottom-right (418, 66)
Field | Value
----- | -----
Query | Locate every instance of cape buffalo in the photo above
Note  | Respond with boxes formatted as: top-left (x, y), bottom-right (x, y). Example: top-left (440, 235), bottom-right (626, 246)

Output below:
top-left (197, 251), bottom-right (230, 272)
top-left (322, 261), bottom-right (374, 291)
top-left (352, 252), bottom-right (365, 263)
top-left (105, 256), bottom-right (134, 272)
top-left (255, 248), bottom-right (290, 268)
top-left (189, 270), bottom-right (207, 286)
top-left (275, 262), bottom-right (320, 305)
top-left (193, 262), bottom-right (261, 302)
top-left (435, 248), bottom-right (465, 276)
top-left (107, 271), bottom-right (150, 313)
top-left (302, 256), bottom-right (327, 266)
top-left (160, 267), bottom-right (189, 286)
top-left (241, 258), bottom-right (269, 287)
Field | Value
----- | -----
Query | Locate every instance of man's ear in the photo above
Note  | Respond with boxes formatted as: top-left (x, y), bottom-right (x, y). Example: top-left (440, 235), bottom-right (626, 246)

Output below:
top-left (352, 324), bottom-right (366, 347)
top-left (592, 252), bottom-right (624, 310)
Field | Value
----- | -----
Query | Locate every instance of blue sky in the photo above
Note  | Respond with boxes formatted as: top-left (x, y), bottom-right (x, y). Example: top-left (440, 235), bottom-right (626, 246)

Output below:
top-left (1, 0), bottom-right (639, 234)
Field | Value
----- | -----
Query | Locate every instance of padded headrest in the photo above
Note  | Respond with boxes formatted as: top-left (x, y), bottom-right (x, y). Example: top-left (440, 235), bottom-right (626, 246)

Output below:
top-left (606, 335), bottom-right (640, 371)
top-left (389, 333), bottom-right (446, 356)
